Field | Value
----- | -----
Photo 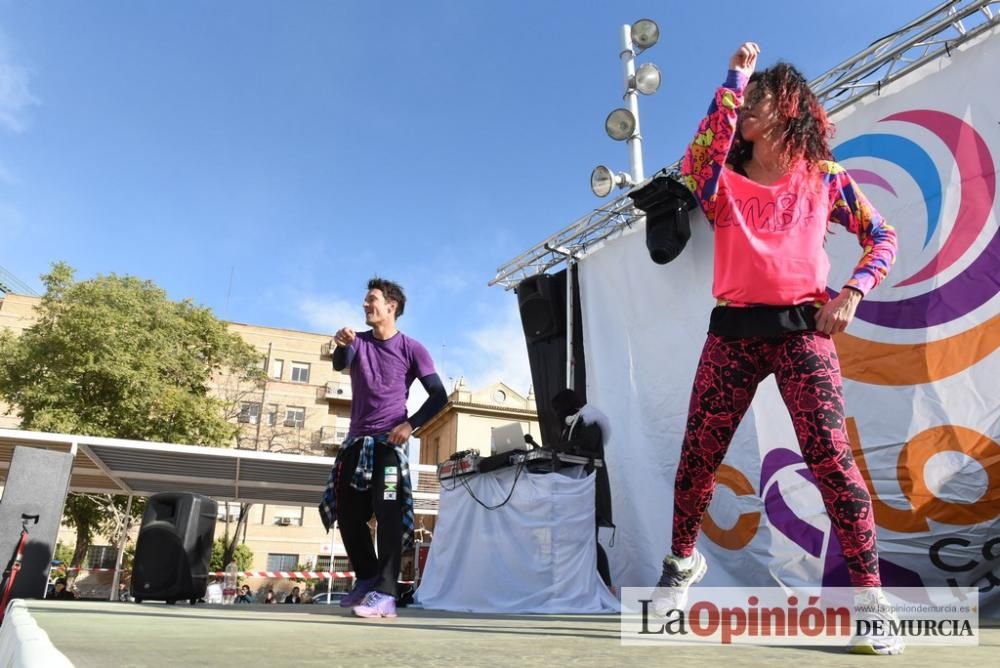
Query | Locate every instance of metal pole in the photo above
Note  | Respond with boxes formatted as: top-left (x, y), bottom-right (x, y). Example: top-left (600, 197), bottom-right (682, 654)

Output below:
top-left (109, 494), bottom-right (134, 602)
top-left (326, 526), bottom-right (336, 605)
top-left (566, 262), bottom-right (575, 390)
top-left (619, 25), bottom-right (644, 182)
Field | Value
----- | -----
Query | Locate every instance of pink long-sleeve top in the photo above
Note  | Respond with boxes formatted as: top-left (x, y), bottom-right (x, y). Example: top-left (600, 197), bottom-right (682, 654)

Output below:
top-left (680, 71), bottom-right (896, 307)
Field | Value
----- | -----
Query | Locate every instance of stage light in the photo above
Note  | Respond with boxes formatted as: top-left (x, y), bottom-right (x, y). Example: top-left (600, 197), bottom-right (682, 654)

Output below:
top-left (631, 19), bottom-right (660, 51)
top-left (628, 173), bottom-right (699, 264)
top-left (605, 108), bottom-right (636, 141)
top-left (591, 166), bottom-right (615, 197)
top-left (590, 166), bottom-right (632, 197)
top-left (635, 63), bottom-right (661, 95)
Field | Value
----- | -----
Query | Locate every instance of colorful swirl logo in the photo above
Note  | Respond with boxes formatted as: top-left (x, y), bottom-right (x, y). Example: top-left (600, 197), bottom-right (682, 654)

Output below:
top-left (760, 448), bottom-right (925, 588)
top-left (831, 110), bottom-right (999, 386)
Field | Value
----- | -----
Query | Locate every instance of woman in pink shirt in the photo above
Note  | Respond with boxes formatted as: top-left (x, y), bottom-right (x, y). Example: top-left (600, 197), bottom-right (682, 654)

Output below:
top-left (654, 42), bottom-right (901, 655)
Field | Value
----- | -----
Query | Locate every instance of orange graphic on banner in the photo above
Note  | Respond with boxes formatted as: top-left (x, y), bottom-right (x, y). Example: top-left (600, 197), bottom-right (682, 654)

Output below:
top-left (846, 418), bottom-right (1000, 532)
top-left (834, 310), bottom-right (1000, 386)
top-left (703, 464), bottom-right (760, 550)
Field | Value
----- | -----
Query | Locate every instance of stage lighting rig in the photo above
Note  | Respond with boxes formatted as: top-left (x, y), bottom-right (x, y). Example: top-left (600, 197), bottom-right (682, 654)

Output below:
top-left (628, 171), bottom-right (698, 265)
top-left (590, 19), bottom-right (661, 197)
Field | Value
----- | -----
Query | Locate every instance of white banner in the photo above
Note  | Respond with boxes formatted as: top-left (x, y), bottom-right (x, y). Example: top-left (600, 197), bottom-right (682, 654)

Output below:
top-left (580, 26), bottom-right (1000, 617)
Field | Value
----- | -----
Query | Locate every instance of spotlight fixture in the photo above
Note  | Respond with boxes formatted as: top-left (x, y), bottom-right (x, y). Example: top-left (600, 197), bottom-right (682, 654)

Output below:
top-left (590, 165), bottom-right (632, 197)
top-left (605, 108), bottom-right (636, 141)
top-left (630, 19), bottom-right (660, 51)
top-left (634, 63), bottom-right (661, 95)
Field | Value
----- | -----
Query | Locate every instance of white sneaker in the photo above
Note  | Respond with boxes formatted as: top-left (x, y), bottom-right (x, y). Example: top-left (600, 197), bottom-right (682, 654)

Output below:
top-left (651, 550), bottom-right (707, 616)
top-left (849, 587), bottom-right (905, 655)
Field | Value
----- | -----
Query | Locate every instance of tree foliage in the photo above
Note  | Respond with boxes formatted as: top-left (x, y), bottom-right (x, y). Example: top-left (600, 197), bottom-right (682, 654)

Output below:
top-left (0, 263), bottom-right (265, 568)
top-left (210, 537), bottom-right (254, 572)
top-left (0, 263), bottom-right (263, 442)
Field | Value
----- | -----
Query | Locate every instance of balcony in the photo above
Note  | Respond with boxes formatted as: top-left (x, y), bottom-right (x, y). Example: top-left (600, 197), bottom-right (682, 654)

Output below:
top-left (324, 380), bottom-right (352, 401)
top-left (320, 341), bottom-right (335, 358)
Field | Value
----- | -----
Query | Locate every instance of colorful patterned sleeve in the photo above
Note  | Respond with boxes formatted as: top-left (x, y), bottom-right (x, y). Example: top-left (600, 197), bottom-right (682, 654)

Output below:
top-left (822, 161), bottom-right (898, 296)
top-left (679, 70), bottom-right (748, 223)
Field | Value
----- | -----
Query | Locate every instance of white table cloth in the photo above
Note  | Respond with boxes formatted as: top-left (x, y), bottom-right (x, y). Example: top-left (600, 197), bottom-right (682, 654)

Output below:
top-left (415, 464), bottom-right (619, 613)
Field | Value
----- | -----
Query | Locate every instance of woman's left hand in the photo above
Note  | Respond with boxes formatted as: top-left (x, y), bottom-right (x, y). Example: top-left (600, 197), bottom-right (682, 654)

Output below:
top-left (816, 288), bottom-right (862, 335)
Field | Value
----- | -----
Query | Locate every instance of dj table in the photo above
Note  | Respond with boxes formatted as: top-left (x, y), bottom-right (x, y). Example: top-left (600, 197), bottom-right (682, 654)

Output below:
top-left (414, 453), bottom-right (619, 614)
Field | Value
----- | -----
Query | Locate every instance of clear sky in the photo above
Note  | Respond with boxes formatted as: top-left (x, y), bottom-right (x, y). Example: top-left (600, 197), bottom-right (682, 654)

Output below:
top-left (0, 1), bottom-right (943, 396)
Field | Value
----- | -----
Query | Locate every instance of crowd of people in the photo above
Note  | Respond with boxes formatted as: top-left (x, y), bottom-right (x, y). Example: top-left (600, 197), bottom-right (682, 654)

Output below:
top-left (52, 578), bottom-right (327, 604)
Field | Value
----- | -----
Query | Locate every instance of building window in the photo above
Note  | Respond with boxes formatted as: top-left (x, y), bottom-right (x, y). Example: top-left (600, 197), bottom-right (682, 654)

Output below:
top-left (285, 406), bottom-right (305, 428)
top-left (266, 403), bottom-right (279, 426)
top-left (270, 359), bottom-right (284, 380)
top-left (238, 401), bottom-right (261, 424)
top-left (216, 505), bottom-right (240, 522)
top-left (316, 556), bottom-right (350, 571)
top-left (290, 361), bottom-right (310, 384)
top-left (273, 512), bottom-right (301, 527)
top-left (85, 545), bottom-right (117, 570)
top-left (266, 553), bottom-right (299, 572)
top-left (315, 556), bottom-right (352, 591)
top-left (335, 417), bottom-right (350, 444)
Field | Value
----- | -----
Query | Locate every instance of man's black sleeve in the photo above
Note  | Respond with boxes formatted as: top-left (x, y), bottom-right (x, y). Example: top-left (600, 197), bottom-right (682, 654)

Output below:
top-left (332, 345), bottom-right (356, 371)
top-left (407, 373), bottom-right (448, 429)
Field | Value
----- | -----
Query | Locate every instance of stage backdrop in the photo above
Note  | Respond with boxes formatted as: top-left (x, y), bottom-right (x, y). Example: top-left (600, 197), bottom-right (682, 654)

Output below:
top-left (579, 25), bottom-right (1000, 617)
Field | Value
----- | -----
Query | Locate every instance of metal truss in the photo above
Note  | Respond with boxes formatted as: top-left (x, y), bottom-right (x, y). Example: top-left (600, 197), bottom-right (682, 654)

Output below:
top-left (487, 194), bottom-right (638, 290)
top-left (490, 0), bottom-right (1000, 290)
top-left (813, 0), bottom-right (1000, 116)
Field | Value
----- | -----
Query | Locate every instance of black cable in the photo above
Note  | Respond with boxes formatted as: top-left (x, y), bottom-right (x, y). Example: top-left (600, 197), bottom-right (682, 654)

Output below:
top-left (437, 467), bottom-right (463, 492)
top-left (436, 450), bottom-right (479, 492)
top-left (458, 460), bottom-right (525, 511)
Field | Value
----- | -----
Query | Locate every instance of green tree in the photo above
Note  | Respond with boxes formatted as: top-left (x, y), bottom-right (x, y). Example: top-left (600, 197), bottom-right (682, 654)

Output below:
top-left (0, 263), bottom-right (265, 571)
top-left (53, 541), bottom-right (75, 565)
top-left (210, 537), bottom-right (254, 572)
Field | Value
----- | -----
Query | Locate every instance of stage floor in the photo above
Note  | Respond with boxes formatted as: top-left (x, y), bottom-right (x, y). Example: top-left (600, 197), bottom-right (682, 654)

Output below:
top-left (24, 599), bottom-right (1000, 667)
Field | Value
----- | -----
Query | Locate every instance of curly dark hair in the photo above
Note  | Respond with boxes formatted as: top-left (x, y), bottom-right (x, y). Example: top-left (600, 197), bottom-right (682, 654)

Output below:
top-left (727, 62), bottom-right (834, 173)
top-left (367, 276), bottom-right (406, 318)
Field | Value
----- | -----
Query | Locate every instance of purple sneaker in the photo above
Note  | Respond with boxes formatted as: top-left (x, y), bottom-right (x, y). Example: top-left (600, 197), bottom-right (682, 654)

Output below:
top-left (352, 591), bottom-right (397, 618)
top-left (339, 576), bottom-right (378, 608)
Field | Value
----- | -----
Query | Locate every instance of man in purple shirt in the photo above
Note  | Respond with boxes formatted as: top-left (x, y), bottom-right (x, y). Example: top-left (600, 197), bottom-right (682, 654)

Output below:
top-left (326, 277), bottom-right (446, 618)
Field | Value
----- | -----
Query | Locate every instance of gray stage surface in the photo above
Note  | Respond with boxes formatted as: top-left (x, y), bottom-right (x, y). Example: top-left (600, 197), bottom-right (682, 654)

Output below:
top-left (25, 599), bottom-right (1000, 668)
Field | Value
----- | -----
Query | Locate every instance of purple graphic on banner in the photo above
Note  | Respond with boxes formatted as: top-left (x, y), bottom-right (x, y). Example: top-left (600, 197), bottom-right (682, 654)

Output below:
top-left (760, 448), bottom-right (925, 588)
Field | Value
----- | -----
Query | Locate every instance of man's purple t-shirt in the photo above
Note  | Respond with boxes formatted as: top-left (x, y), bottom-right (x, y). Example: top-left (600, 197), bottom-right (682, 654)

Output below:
top-left (345, 330), bottom-right (435, 439)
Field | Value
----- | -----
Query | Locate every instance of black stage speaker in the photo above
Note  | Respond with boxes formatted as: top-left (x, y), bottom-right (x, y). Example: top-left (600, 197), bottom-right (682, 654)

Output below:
top-left (131, 492), bottom-right (217, 604)
top-left (520, 267), bottom-right (588, 447)
top-left (518, 273), bottom-right (563, 343)
top-left (0, 447), bottom-right (74, 598)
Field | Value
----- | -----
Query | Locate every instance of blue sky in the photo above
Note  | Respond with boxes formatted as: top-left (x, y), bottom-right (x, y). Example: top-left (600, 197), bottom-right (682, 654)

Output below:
top-left (0, 1), bottom-right (942, 396)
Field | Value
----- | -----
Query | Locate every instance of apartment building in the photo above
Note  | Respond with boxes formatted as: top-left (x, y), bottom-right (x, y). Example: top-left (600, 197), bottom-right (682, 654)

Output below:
top-left (0, 292), bottom-right (538, 594)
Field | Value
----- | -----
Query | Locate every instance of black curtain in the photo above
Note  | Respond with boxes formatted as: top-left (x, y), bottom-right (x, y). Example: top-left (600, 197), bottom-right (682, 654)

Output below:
top-left (517, 265), bottom-right (587, 447)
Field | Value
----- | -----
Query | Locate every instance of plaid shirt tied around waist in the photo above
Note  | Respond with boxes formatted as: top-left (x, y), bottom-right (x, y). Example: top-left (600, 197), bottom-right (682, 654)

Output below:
top-left (318, 433), bottom-right (414, 550)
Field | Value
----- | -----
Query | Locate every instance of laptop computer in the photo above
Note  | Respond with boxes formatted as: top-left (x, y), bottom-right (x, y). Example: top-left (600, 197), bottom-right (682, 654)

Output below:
top-left (491, 422), bottom-right (526, 456)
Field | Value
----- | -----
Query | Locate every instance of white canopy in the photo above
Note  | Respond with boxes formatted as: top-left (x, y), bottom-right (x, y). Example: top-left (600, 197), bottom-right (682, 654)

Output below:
top-left (0, 428), bottom-right (438, 513)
